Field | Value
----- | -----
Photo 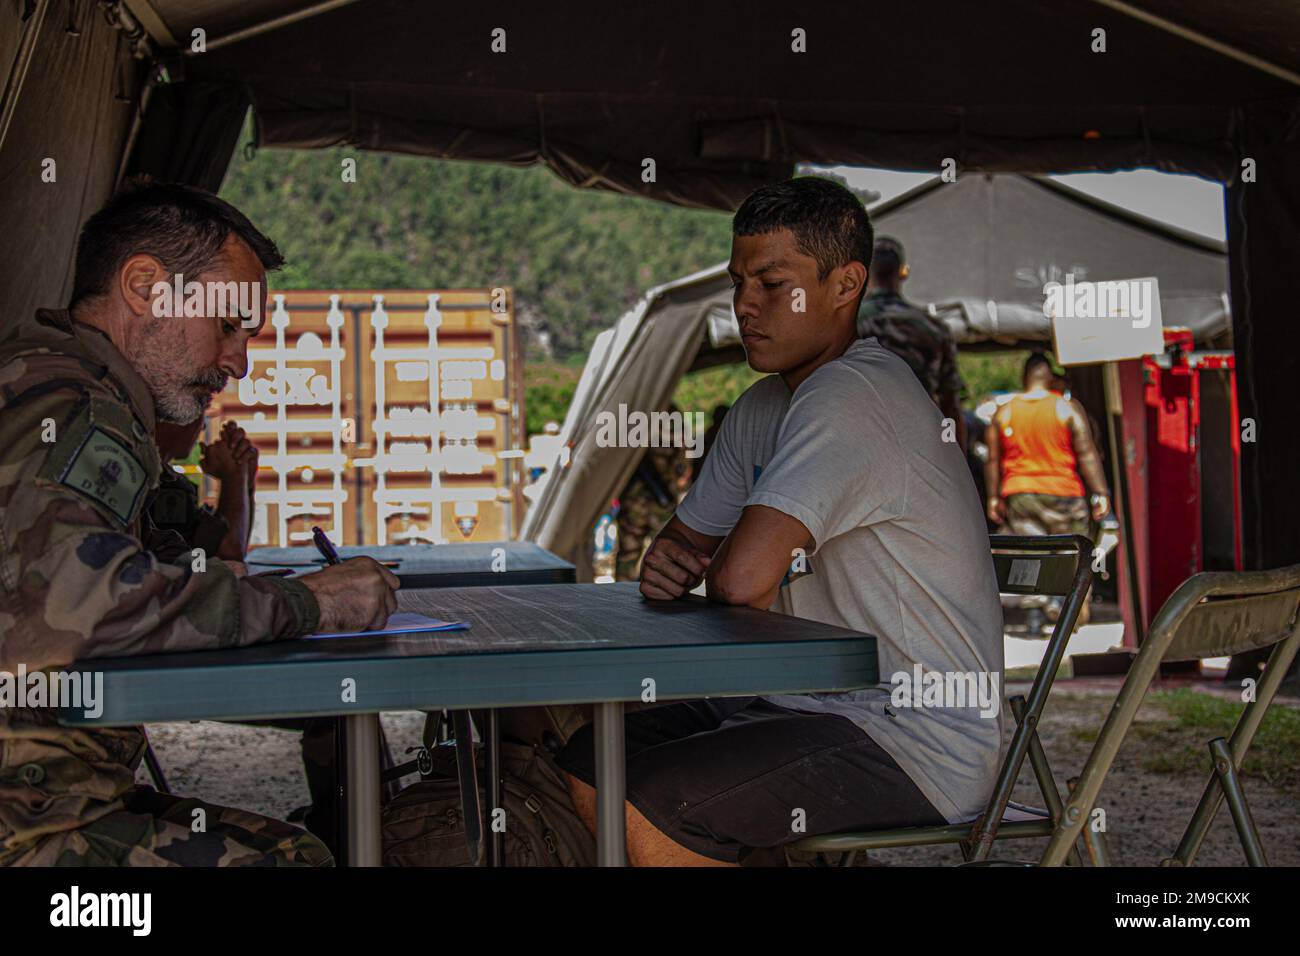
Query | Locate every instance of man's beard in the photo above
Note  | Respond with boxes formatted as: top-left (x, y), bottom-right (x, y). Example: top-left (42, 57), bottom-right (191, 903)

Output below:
top-left (154, 366), bottom-right (227, 424)
top-left (130, 312), bottom-right (228, 424)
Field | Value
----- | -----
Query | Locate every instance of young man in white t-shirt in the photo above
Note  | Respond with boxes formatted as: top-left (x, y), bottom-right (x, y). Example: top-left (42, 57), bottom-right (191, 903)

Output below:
top-left (556, 177), bottom-right (1005, 866)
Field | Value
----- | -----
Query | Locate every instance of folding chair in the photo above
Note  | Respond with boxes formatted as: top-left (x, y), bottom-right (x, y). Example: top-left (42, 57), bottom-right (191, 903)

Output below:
top-left (791, 534), bottom-right (1096, 865)
top-left (1041, 562), bottom-right (1300, 867)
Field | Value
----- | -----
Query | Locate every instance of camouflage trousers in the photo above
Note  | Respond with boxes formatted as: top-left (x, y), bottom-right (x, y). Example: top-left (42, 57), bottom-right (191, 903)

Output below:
top-left (0, 785), bottom-right (331, 867)
top-left (1005, 492), bottom-right (1096, 541)
top-left (1005, 493), bottom-right (1096, 627)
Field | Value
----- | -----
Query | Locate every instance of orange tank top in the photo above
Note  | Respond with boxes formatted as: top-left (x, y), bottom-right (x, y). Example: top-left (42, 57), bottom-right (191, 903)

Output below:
top-left (998, 391), bottom-right (1085, 498)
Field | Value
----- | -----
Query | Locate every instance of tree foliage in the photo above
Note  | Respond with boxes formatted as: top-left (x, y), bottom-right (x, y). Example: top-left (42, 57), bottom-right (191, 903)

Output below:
top-left (221, 145), bottom-right (734, 362)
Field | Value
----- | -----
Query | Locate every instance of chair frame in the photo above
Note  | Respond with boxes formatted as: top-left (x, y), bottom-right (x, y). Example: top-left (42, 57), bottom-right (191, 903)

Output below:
top-left (1041, 562), bottom-right (1300, 867)
top-left (792, 534), bottom-right (1095, 864)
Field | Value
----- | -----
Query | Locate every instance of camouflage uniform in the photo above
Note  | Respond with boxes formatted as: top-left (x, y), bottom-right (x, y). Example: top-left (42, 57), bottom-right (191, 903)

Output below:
top-left (1005, 493), bottom-right (1096, 542)
top-left (857, 290), bottom-right (965, 412)
top-left (145, 466), bottom-right (229, 560)
top-left (616, 443), bottom-right (689, 581)
top-left (0, 309), bottom-right (329, 867)
top-left (147, 452), bottom-right (341, 855)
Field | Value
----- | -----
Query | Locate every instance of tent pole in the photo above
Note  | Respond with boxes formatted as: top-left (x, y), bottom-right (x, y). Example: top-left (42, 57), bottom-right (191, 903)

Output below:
top-left (113, 66), bottom-right (161, 189)
top-left (201, 0), bottom-right (366, 53)
top-left (0, 0), bottom-right (52, 159)
top-left (1087, 0), bottom-right (1300, 88)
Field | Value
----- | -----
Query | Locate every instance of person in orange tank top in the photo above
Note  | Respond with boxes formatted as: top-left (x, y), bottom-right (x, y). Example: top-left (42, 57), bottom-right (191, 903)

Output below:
top-left (984, 353), bottom-right (1110, 539)
top-left (984, 354), bottom-right (1110, 629)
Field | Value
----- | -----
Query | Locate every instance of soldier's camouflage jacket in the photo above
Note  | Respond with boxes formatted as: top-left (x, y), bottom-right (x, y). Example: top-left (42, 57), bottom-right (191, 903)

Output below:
top-left (857, 289), bottom-right (965, 410)
top-left (0, 309), bottom-right (320, 851)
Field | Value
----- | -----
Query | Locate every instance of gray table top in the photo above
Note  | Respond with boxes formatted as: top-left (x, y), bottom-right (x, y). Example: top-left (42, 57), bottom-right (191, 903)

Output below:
top-left (59, 583), bottom-right (877, 727)
top-left (244, 540), bottom-right (575, 587)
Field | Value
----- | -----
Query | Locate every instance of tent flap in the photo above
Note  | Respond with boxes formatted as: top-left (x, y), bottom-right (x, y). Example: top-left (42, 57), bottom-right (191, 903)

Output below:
top-left (126, 79), bottom-right (250, 191)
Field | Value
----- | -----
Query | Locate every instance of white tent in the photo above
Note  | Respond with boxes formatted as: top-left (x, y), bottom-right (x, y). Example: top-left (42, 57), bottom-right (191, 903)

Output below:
top-left (521, 265), bottom-right (735, 575)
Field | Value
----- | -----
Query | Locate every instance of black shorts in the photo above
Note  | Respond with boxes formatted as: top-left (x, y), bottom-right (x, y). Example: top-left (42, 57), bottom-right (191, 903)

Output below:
top-left (555, 697), bottom-right (946, 863)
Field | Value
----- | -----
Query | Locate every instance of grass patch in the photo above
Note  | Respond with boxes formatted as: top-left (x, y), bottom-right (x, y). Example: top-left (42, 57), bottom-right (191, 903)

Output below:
top-left (1071, 688), bottom-right (1300, 791)
top-left (1005, 661), bottom-right (1072, 684)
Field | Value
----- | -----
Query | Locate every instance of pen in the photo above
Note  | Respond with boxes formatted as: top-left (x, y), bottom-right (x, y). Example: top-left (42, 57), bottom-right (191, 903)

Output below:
top-left (311, 526), bottom-right (341, 566)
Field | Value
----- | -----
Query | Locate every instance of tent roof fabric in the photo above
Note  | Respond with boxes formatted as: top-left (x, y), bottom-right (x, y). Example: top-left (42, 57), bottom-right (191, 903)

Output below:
top-left (176, 0), bottom-right (1300, 209)
top-left (132, 1), bottom-right (329, 46)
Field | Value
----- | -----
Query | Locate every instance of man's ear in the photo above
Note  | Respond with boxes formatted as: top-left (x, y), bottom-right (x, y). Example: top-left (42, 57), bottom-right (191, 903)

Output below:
top-left (900, 263), bottom-right (910, 281)
top-left (119, 253), bottom-right (168, 318)
top-left (836, 260), bottom-right (867, 308)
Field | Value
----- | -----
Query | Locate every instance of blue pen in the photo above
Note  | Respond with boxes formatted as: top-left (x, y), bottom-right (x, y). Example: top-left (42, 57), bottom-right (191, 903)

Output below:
top-left (311, 526), bottom-right (341, 566)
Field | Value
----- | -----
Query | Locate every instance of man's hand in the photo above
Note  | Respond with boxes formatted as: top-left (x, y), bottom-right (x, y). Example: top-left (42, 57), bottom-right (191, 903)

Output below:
top-left (640, 536), bottom-right (712, 600)
top-left (300, 557), bottom-right (401, 632)
top-left (1090, 494), bottom-right (1109, 522)
top-left (986, 496), bottom-right (1006, 526)
top-left (201, 421), bottom-right (257, 486)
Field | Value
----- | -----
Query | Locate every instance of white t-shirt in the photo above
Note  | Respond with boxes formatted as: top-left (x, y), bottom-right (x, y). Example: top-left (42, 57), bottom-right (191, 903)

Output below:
top-left (676, 337), bottom-right (1004, 823)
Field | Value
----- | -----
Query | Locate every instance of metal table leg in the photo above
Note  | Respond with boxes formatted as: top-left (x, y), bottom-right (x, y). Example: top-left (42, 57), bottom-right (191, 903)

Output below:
top-left (593, 701), bottom-right (627, 867)
top-left (452, 709), bottom-right (484, 866)
top-left (344, 712), bottom-right (382, 867)
top-left (488, 708), bottom-right (503, 867)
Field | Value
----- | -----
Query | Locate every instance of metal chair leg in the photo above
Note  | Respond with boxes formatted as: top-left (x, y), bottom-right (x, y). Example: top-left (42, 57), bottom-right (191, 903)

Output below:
top-left (1011, 696), bottom-right (1083, 867)
top-left (1171, 632), bottom-right (1299, 865)
top-left (1209, 737), bottom-right (1267, 866)
top-left (1067, 776), bottom-right (1111, 866)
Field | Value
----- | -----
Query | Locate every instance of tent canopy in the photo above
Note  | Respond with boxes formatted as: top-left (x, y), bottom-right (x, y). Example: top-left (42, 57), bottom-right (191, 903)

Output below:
top-left (173, 0), bottom-right (1298, 206)
top-left (3, 0), bottom-right (1297, 569)
top-left (872, 174), bottom-right (1230, 348)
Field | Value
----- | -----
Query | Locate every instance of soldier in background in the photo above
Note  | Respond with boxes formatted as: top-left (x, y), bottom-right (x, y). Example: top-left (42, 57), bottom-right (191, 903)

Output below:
top-left (151, 417), bottom-right (258, 561)
top-left (0, 179), bottom-right (398, 866)
top-left (858, 237), bottom-right (967, 449)
top-left (616, 406), bottom-right (691, 581)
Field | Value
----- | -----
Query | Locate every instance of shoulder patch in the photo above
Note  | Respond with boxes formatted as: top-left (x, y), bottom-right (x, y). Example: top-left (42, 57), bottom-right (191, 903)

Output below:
top-left (56, 427), bottom-right (149, 526)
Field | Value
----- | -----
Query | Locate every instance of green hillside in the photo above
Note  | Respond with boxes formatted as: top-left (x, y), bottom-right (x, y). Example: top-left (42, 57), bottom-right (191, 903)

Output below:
top-left (220, 144), bottom-right (733, 361)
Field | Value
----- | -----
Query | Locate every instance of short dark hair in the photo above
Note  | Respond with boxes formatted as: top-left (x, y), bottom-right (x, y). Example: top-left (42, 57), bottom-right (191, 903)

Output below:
top-left (870, 236), bottom-right (906, 281)
top-left (70, 177), bottom-right (284, 306)
top-left (1024, 351), bottom-right (1056, 381)
top-left (732, 176), bottom-right (873, 282)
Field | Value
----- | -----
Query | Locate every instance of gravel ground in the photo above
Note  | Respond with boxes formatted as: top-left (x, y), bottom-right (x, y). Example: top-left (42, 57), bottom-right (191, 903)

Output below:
top-left (138, 685), bottom-right (1299, 867)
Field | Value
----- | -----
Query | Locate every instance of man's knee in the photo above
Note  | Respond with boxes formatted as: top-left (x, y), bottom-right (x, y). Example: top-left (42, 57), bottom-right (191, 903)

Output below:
top-left (562, 772), bottom-right (733, 867)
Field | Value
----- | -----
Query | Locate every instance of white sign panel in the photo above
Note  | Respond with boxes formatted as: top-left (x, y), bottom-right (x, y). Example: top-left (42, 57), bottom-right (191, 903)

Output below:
top-left (1047, 274), bottom-right (1164, 365)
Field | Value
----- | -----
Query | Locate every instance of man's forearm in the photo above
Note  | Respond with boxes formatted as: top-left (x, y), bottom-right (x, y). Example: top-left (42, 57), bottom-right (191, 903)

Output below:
top-left (704, 535), bottom-right (780, 610)
top-left (216, 481), bottom-right (250, 561)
